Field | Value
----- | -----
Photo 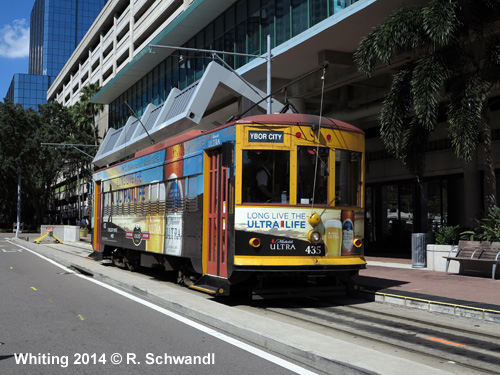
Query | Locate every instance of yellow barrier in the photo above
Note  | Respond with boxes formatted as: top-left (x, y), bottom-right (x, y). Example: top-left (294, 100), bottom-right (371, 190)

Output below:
top-left (34, 227), bottom-right (63, 244)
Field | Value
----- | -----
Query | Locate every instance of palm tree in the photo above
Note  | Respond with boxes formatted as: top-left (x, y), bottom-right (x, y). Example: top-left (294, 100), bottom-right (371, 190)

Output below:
top-left (354, 0), bottom-right (500, 211)
top-left (73, 83), bottom-right (104, 146)
top-left (70, 83), bottom-right (103, 222)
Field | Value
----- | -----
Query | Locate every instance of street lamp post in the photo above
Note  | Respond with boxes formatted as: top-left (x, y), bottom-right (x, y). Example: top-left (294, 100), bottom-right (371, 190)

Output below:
top-left (16, 169), bottom-right (21, 238)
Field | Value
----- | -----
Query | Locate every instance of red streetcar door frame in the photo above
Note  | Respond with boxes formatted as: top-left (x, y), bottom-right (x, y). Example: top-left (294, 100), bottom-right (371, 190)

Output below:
top-left (93, 181), bottom-right (102, 252)
top-left (205, 148), bottom-right (229, 278)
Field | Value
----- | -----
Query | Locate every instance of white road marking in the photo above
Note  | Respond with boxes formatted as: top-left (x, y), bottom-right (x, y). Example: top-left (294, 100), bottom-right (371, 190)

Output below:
top-left (7, 239), bottom-right (317, 375)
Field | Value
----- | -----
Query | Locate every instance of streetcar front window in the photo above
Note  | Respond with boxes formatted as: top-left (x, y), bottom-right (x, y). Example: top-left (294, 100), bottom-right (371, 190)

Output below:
top-left (242, 150), bottom-right (290, 203)
top-left (297, 146), bottom-right (329, 205)
top-left (335, 150), bottom-right (362, 206)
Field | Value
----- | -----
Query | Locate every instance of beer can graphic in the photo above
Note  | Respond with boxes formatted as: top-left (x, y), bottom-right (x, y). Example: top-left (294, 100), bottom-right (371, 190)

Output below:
top-left (341, 210), bottom-right (354, 255)
top-left (325, 219), bottom-right (342, 256)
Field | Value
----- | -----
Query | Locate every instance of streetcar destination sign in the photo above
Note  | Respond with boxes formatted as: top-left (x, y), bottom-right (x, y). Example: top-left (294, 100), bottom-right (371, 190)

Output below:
top-left (248, 130), bottom-right (284, 143)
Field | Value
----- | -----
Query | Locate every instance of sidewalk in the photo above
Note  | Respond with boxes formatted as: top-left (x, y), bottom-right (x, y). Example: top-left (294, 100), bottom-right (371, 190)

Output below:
top-left (355, 258), bottom-right (500, 321)
top-left (7, 235), bottom-right (500, 374)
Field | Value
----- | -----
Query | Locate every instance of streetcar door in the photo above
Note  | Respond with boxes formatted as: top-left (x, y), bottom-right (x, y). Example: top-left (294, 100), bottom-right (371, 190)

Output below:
top-left (206, 148), bottom-right (229, 278)
top-left (93, 181), bottom-right (102, 252)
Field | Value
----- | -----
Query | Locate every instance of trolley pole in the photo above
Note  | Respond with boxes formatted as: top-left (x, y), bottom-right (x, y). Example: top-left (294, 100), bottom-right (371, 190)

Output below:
top-left (267, 34), bottom-right (272, 114)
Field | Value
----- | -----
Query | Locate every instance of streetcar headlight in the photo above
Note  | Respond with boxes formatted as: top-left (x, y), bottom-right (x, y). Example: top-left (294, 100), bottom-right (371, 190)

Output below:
top-left (249, 238), bottom-right (261, 248)
top-left (353, 238), bottom-right (362, 248)
top-left (308, 212), bottom-right (321, 227)
top-left (307, 230), bottom-right (322, 244)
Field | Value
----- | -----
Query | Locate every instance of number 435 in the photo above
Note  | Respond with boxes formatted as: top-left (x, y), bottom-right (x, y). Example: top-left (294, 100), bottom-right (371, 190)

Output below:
top-left (305, 245), bottom-right (322, 255)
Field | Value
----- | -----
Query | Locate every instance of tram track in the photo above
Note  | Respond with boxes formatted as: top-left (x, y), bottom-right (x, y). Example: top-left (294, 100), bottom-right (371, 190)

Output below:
top-left (243, 297), bottom-right (500, 374)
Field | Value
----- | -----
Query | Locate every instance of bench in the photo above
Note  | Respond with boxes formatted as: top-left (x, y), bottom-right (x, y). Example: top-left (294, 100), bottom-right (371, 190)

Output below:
top-left (445, 240), bottom-right (500, 280)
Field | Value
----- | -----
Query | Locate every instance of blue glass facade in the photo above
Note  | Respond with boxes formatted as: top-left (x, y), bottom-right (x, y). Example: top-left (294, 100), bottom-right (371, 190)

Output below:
top-left (6, 74), bottom-right (55, 110)
top-left (30, 0), bottom-right (108, 76)
top-left (109, 0), bottom-right (358, 129)
top-left (6, 0), bottom-right (107, 109)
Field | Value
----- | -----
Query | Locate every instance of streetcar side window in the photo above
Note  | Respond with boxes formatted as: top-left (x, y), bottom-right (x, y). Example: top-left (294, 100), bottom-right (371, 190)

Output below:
top-left (241, 150), bottom-right (290, 203)
top-left (335, 150), bottom-right (362, 206)
top-left (297, 146), bottom-right (329, 205)
top-left (166, 176), bottom-right (185, 212)
top-left (185, 174), bottom-right (201, 212)
top-left (103, 191), bottom-right (111, 217)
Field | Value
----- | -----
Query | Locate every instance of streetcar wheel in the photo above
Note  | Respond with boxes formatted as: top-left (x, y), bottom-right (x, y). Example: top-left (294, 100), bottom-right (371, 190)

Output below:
top-left (177, 266), bottom-right (194, 286)
top-left (112, 255), bottom-right (124, 268)
top-left (125, 261), bottom-right (138, 272)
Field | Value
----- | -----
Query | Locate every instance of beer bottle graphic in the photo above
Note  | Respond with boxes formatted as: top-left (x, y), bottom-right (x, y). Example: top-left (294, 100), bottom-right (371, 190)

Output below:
top-left (325, 219), bottom-right (342, 256)
top-left (341, 210), bottom-right (354, 255)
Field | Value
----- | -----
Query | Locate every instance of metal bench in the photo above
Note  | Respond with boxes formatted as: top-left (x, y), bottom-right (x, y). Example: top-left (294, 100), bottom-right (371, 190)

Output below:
top-left (445, 240), bottom-right (500, 280)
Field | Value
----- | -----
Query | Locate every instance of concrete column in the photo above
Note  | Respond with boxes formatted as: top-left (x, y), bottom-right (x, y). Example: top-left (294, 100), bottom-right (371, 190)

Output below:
top-left (99, 31), bottom-right (104, 86)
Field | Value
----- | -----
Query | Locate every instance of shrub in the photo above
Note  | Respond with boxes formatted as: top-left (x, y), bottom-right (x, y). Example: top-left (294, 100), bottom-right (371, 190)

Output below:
top-left (460, 205), bottom-right (500, 242)
top-left (434, 225), bottom-right (461, 245)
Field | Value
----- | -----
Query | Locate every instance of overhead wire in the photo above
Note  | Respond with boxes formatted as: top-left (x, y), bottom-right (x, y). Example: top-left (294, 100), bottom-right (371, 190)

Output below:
top-left (311, 65), bottom-right (327, 213)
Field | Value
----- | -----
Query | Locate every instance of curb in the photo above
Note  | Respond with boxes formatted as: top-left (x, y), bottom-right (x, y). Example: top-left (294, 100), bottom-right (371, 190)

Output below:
top-left (354, 287), bottom-right (500, 323)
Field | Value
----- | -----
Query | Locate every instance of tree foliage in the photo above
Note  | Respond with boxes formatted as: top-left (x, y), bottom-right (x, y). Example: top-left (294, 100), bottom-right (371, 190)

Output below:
top-left (354, 0), bottom-right (500, 209)
top-left (0, 101), bottom-right (28, 227)
top-left (0, 88), bottom-right (100, 229)
top-left (0, 101), bottom-right (75, 227)
top-left (71, 83), bottom-right (103, 146)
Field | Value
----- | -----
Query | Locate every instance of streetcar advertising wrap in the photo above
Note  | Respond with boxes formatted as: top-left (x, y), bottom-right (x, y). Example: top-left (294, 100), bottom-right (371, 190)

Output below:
top-left (99, 151), bottom-right (166, 252)
top-left (234, 207), bottom-right (363, 257)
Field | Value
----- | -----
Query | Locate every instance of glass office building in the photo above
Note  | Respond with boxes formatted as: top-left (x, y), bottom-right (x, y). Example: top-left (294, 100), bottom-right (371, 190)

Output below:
top-left (6, 74), bottom-right (55, 110)
top-left (6, 0), bottom-right (107, 109)
top-left (29, 0), bottom-right (108, 77)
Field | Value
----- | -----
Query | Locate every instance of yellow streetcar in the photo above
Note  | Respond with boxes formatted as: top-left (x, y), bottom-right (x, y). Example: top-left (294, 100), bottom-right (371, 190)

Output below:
top-left (91, 113), bottom-right (366, 298)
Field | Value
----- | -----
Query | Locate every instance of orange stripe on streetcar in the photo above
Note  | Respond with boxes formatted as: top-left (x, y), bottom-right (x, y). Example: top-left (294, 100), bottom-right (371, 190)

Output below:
top-left (429, 337), bottom-right (466, 347)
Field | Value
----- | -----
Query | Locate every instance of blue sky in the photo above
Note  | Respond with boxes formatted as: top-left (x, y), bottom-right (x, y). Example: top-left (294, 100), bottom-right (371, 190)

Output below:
top-left (0, 0), bottom-right (33, 99)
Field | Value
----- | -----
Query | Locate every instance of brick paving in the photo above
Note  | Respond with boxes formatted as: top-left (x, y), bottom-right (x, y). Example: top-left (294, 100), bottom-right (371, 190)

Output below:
top-left (355, 264), bottom-right (500, 307)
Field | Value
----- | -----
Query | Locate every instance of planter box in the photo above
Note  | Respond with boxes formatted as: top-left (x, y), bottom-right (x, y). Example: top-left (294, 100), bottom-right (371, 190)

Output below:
top-left (426, 244), bottom-right (460, 273)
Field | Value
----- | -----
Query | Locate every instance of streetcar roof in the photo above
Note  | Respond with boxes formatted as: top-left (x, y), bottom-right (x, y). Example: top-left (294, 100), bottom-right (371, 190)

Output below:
top-left (234, 113), bottom-right (364, 135)
top-left (94, 112), bottom-right (363, 175)
top-left (134, 113), bottom-right (363, 160)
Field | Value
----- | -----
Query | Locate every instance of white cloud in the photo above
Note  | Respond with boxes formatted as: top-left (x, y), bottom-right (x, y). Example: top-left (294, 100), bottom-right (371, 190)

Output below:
top-left (0, 19), bottom-right (29, 59)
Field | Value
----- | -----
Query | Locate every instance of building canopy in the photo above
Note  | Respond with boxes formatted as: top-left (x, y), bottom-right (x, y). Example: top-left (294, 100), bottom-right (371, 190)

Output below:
top-left (93, 62), bottom-right (283, 167)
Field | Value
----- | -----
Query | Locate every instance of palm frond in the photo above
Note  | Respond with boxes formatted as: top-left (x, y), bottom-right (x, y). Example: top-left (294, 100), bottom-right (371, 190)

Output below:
top-left (373, 7), bottom-right (426, 64)
top-left (380, 65), bottom-right (413, 157)
top-left (485, 38), bottom-right (500, 66)
top-left (410, 53), bottom-right (450, 131)
top-left (447, 74), bottom-right (490, 162)
top-left (354, 7), bottom-right (425, 75)
top-left (423, 0), bottom-right (460, 46)
top-left (354, 33), bottom-right (378, 76)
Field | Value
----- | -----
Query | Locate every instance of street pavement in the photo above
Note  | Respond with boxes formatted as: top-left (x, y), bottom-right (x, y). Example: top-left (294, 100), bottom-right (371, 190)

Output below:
top-left (5, 234), bottom-right (499, 374)
top-left (0, 236), bottom-right (318, 375)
